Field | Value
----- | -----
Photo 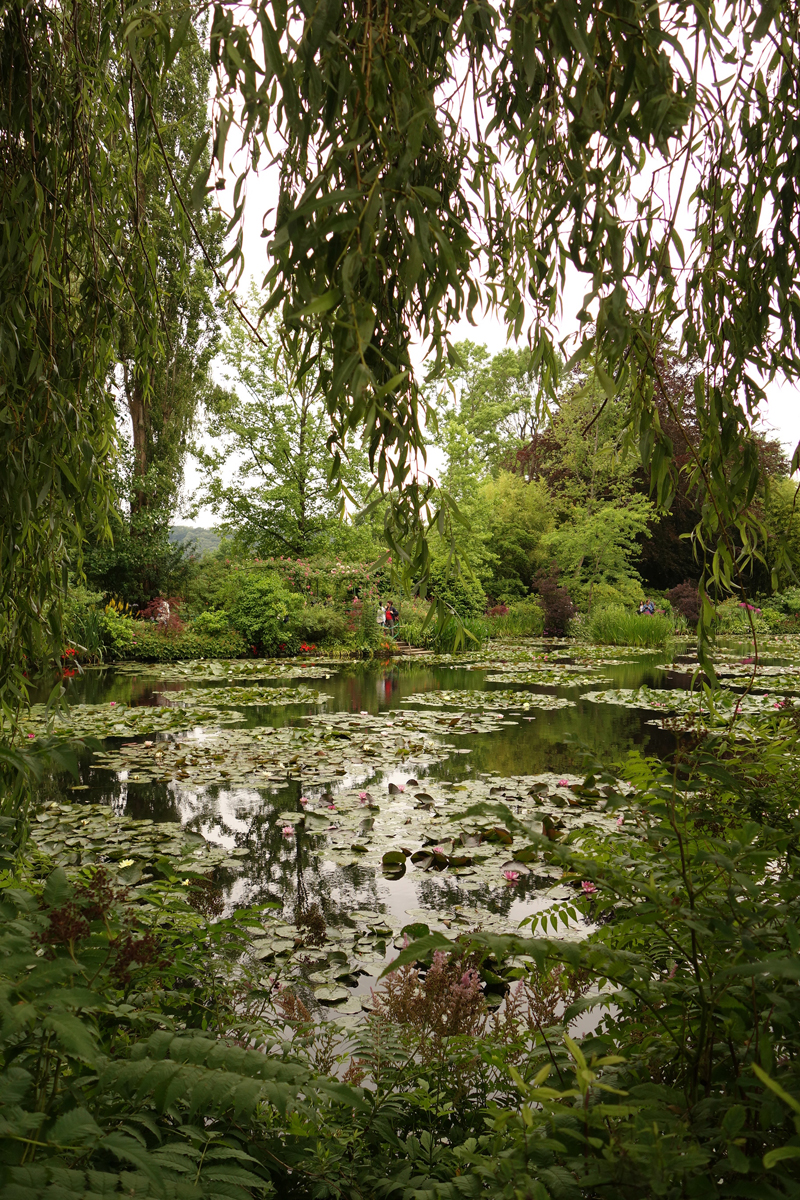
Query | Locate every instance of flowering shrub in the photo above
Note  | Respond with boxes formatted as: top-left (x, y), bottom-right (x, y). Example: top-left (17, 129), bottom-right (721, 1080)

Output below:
top-left (372, 949), bottom-right (487, 1041)
top-left (716, 595), bottom-right (785, 634)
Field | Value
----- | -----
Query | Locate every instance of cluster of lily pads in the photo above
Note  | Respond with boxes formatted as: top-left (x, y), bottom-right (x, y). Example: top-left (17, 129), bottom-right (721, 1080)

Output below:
top-left (15, 700), bottom-right (240, 740)
top-left (399, 689), bottom-right (576, 712)
top-left (484, 669), bottom-right (611, 687)
top-left (92, 714), bottom-right (460, 789)
top-left (275, 771), bottom-right (619, 886)
top-left (111, 658), bottom-right (336, 682)
top-left (155, 683), bottom-right (330, 709)
top-left (656, 658), bottom-right (800, 695)
top-left (581, 684), bottom-right (799, 736)
top-left (29, 800), bottom-right (246, 882)
top-left (304, 706), bottom-right (522, 738)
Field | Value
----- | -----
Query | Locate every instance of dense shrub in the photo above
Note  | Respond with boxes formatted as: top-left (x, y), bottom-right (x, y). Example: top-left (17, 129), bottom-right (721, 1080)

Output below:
top-left (98, 607), bottom-right (136, 656)
top-left (486, 599), bottom-right (545, 638)
top-left (293, 605), bottom-right (351, 643)
top-left (191, 607), bottom-right (231, 636)
top-left (768, 586), bottom-right (800, 616)
top-left (588, 578), bottom-right (645, 611)
top-left (111, 626), bottom-right (248, 661)
top-left (229, 572), bottom-right (300, 653)
top-left (533, 562), bottom-right (575, 635)
top-left (83, 513), bottom-right (195, 607)
top-left (428, 561), bottom-right (488, 617)
top-left (666, 579), bottom-right (701, 625)
top-left (716, 596), bottom-right (785, 634)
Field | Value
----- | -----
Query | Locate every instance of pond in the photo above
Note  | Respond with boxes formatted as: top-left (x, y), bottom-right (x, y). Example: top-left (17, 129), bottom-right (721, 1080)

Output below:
top-left (30, 637), bottom-right (798, 1014)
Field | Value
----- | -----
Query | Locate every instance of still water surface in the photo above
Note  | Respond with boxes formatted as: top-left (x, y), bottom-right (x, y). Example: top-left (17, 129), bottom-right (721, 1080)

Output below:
top-left (48, 650), bottom-right (685, 942)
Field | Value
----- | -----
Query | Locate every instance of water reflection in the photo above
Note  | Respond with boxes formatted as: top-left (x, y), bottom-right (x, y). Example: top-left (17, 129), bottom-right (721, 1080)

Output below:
top-left (40, 653), bottom-right (678, 921)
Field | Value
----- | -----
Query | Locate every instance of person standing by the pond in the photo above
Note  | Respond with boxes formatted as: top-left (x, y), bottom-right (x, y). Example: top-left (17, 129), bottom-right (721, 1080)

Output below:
top-left (386, 601), bottom-right (400, 637)
top-left (377, 603), bottom-right (386, 631)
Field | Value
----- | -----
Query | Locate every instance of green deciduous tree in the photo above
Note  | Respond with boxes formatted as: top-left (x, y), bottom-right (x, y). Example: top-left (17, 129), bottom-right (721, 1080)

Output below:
top-left (0, 0), bottom-right (214, 856)
top-left (427, 339), bottom-right (545, 475)
top-left (120, 12), bottom-right (224, 522)
top-left (479, 473), bottom-right (553, 602)
top-left (193, 300), bottom-right (374, 559)
top-left (0, 0), bottom-right (183, 855)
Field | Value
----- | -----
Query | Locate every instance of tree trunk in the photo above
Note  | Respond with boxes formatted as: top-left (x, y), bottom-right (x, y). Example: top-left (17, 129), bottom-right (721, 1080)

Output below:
top-left (127, 371), bottom-right (149, 514)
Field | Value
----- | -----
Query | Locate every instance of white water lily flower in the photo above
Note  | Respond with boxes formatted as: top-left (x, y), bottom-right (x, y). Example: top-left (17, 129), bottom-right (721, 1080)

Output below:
top-left (119, 858), bottom-right (134, 868)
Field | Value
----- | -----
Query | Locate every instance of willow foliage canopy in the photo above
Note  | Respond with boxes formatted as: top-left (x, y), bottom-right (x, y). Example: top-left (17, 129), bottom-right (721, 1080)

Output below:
top-left (208, 0), bottom-right (800, 651)
top-left (2, 0), bottom-right (800, 718)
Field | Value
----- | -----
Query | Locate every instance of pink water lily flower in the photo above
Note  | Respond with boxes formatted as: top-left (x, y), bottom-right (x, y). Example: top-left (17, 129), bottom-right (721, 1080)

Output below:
top-left (557, 778), bottom-right (569, 787)
top-left (281, 825), bottom-right (295, 838)
top-left (27, 733), bottom-right (34, 739)
top-left (581, 880), bottom-right (598, 895)
top-left (397, 784), bottom-right (405, 792)
top-left (109, 701), bottom-right (116, 706)
top-left (358, 791), bottom-right (368, 800)
top-left (432, 846), bottom-right (446, 855)
top-left (504, 870), bottom-right (520, 884)
top-left (299, 796), bottom-right (309, 805)
top-left (327, 803), bottom-right (336, 810)
top-left (616, 815), bottom-right (624, 827)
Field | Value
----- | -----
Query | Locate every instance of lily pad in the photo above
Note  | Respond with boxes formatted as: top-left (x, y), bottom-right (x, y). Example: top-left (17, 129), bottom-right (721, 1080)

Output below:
top-left (401, 689), bottom-right (576, 710)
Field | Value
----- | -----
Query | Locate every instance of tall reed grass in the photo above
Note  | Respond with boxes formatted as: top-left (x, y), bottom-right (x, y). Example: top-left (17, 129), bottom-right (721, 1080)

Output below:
top-left (586, 604), bottom-right (674, 647)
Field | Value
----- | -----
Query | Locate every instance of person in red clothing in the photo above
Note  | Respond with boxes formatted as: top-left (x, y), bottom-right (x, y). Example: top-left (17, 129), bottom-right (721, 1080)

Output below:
top-left (385, 601), bottom-right (400, 637)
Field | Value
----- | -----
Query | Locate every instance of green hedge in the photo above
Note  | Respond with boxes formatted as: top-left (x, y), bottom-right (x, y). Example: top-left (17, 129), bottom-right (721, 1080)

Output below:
top-left (111, 626), bottom-right (249, 662)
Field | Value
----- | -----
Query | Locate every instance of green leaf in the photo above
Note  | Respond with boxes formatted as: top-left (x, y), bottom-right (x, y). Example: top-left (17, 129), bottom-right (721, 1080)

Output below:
top-left (43, 867), bottom-right (71, 908)
top-left (379, 932), bottom-right (455, 976)
top-left (764, 1146), bottom-right (800, 1169)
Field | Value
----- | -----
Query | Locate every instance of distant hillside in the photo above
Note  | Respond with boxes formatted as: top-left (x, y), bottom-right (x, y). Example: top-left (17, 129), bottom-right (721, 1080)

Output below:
top-left (170, 525), bottom-right (221, 555)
